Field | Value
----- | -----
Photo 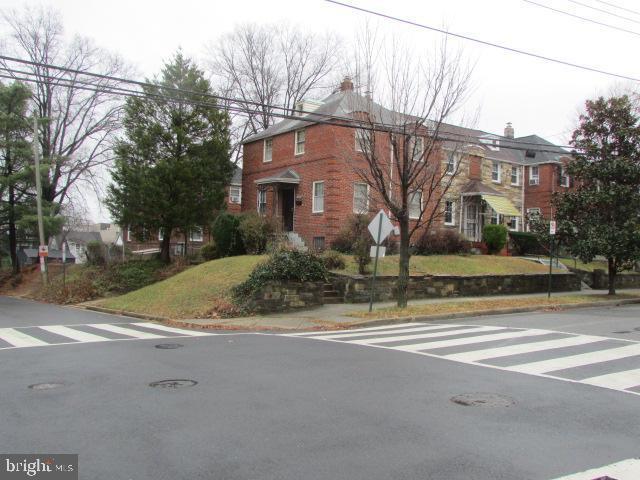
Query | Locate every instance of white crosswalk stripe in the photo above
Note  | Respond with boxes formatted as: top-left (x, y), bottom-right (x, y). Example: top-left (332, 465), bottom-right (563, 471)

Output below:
top-left (0, 322), bottom-right (214, 350)
top-left (287, 323), bottom-right (640, 397)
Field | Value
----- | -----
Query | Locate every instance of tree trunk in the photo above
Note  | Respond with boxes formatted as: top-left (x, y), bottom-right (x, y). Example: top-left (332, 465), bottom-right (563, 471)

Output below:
top-left (607, 257), bottom-right (616, 296)
top-left (8, 183), bottom-right (19, 274)
top-left (159, 231), bottom-right (172, 264)
top-left (397, 217), bottom-right (410, 308)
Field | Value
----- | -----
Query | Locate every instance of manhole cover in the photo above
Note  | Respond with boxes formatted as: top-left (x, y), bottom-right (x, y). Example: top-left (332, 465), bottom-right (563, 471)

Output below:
top-left (28, 383), bottom-right (65, 391)
top-left (149, 379), bottom-right (197, 389)
top-left (613, 331), bottom-right (631, 334)
top-left (155, 343), bottom-right (184, 349)
top-left (450, 393), bottom-right (515, 407)
top-left (634, 327), bottom-right (640, 332)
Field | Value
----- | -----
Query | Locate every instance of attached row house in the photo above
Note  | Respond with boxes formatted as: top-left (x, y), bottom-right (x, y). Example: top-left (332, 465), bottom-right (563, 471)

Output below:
top-left (240, 77), bottom-right (573, 250)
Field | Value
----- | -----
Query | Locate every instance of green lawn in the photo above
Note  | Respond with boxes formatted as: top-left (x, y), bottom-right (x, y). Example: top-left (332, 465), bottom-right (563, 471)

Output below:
top-left (96, 255), bottom-right (265, 319)
top-left (557, 257), bottom-right (636, 274)
top-left (335, 254), bottom-right (561, 277)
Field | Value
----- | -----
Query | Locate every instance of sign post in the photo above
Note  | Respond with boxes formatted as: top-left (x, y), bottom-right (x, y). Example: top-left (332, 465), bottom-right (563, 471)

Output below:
top-left (368, 210), bottom-right (394, 313)
top-left (548, 221), bottom-right (556, 299)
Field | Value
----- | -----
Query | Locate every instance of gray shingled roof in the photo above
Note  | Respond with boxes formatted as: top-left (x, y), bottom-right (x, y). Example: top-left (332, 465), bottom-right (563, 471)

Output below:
top-left (243, 89), bottom-right (570, 166)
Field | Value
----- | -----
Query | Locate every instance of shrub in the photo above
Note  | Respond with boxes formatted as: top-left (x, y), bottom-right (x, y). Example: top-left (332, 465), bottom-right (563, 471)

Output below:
top-left (483, 224), bottom-right (508, 254)
top-left (40, 276), bottom-right (99, 304)
top-left (238, 212), bottom-right (273, 254)
top-left (331, 214), bottom-right (372, 273)
top-left (211, 213), bottom-right (244, 257)
top-left (95, 259), bottom-right (165, 294)
top-left (415, 229), bottom-right (471, 255)
top-left (200, 242), bottom-right (218, 261)
top-left (321, 249), bottom-right (346, 270)
top-left (85, 240), bottom-right (106, 265)
top-left (509, 231), bottom-right (545, 256)
top-left (233, 249), bottom-right (327, 299)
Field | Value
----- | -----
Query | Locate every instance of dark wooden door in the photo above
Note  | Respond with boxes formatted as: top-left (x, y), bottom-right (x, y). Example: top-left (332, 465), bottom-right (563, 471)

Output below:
top-left (282, 189), bottom-right (295, 232)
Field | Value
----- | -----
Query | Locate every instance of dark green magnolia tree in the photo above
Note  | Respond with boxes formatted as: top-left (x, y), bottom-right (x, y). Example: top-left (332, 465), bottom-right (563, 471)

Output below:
top-left (0, 81), bottom-right (32, 273)
top-left (555, 95), bottom-right (640, 295)
top-left (106, 53), bottom-right (233, 263)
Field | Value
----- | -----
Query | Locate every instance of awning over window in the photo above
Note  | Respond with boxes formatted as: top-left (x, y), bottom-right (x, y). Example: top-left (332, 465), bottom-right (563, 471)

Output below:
top-left (482, 194), bottom-right (520, 217)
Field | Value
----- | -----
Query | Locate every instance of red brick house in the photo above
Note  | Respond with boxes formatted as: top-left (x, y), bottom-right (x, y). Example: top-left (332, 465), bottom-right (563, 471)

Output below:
top-left (240, 77), bottom-right (573, 250)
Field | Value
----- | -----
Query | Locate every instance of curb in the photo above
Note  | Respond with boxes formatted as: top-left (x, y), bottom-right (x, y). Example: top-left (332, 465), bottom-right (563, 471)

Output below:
top-left (339, 297), bottom-right (640, 330)
top-left (81, 297), bottom-right (640, 332)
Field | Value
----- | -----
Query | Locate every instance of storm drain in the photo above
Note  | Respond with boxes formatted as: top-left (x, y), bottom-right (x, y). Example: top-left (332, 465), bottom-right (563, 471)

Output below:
top-left (155, 343), bottom-right (184, 349)
top-left (450, 393), bottom-right (515, 407)
top-left (28, 382), bottom-right (65, 391)
top-left (149, 379), bottom-right (197, 389)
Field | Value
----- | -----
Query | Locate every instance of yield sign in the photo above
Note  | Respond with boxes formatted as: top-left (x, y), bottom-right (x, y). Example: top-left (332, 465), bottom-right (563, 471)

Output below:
top-left (368, 210), bottom-right (394, 244)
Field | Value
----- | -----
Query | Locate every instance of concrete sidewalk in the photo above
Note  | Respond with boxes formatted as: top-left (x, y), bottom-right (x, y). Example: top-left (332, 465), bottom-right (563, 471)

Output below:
top-left (159, 288), bottom-right (640, 332)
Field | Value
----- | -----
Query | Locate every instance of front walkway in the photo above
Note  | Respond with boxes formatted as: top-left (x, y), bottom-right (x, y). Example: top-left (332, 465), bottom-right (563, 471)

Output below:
top-left (168, 289), bottom-right (640, 331)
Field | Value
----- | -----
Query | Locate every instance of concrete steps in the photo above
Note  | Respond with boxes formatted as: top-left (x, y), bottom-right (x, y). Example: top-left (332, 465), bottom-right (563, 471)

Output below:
top-left (322, 283), bottom-right (344, 304)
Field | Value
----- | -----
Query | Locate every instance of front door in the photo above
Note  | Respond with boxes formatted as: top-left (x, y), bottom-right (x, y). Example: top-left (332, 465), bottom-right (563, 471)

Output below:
top-left (281, 188), bottom-right (295, 232)
top-left (465, 203), bottom-right (479, 241)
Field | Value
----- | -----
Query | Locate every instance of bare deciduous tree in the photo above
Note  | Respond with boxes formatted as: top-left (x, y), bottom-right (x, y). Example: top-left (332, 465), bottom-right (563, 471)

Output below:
top-left (1, 6), bottom-right (128, 234)
top-left (206, 23), bottom-right (342, 163)
top-left (341, 35), bottom-right (474, 308)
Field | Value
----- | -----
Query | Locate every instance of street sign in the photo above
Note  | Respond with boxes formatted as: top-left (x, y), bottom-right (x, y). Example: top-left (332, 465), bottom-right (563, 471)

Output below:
top-left (368, 210), bottom-right (394, 243)
top-left (549, 220), bottom-right (557, 235)
top-left (38, 245), bottom-right (48, 257)
top-left (370, 246), bottom-right (386, 258)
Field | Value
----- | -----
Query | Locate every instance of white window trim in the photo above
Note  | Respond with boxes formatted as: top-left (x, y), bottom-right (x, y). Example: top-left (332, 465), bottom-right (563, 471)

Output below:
top-left (229, 185), bottom-right (242, 204)
top-left (560, 167), bottom-right (570, 187)
top-left (312, 181), bottom-right (324, 213)
top-left (409, 190), bottom-right (423, 220)
top-left (511, 166), bottom-right (520, 186)
top-left (508, 217), bottom-right (520, 232)
top-left (190, 227), bottom-right (204, 242)
top-left (355, 129), bottom-right (371, 153)
top-left (444, 200), bottom-right (455, 226)
top-left (446, 152), bottom-right (459, 175)
top-left (294, 129), bottom-right (305, 155)
top-left (257, 189), bottom-right (267, 214)
top-left (263, 138), bottom-right (273, 163)
top-left (529, 166), bottom-right (540, 185)
top-left (492, 161), bottom-right (501, 183)
top-left (412, 136), bottom-right (425, 162)
top-left (353, 182), bottom-right (369, 214)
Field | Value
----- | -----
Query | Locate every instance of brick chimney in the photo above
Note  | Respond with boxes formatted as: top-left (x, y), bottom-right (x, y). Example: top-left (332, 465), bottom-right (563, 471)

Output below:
top-left (340, 76), bottom-right (354, 92)
top-left (504, 122), bottom-right (514, 139)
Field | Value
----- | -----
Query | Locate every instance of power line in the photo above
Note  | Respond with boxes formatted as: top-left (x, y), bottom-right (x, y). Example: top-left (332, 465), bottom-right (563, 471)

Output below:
top-left (0, 63), bottom-right (575, 156)
top-left (594, 0), bottom-right (640, 17)
top-left (522, 0), bottom-right (640, 37)
top-left (566, 0), bottom-right (640, 24)
top-left (323, 0), bottom-right (640, 83)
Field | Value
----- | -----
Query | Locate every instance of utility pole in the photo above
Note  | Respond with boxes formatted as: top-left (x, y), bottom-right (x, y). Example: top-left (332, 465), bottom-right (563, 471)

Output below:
top-left (33, 112), bottom-right (48, 285)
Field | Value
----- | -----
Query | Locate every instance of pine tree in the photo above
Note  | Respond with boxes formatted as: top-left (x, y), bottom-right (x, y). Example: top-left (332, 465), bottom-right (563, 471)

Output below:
top-left (107, 52), bottom-right (232, 263)
top-left (556, 95), bottom-right (640, 294)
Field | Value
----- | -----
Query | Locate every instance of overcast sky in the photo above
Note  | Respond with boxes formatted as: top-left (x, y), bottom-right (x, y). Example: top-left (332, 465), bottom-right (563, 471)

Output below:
top-left (1, 0), bottom-right (638, 221)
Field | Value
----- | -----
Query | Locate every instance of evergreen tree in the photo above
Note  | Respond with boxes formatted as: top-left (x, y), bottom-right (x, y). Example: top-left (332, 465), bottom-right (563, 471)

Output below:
top-left (556, 95), bottom-right (640, 294)
top-left (107, 52), bottom-right (232, 263)
top-left (0, 81), bottom-right (32, 273)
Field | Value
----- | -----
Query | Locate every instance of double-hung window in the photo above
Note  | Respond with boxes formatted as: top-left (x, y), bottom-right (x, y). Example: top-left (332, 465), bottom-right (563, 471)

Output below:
top-left (355, 129), bottom-right (372, 153)
top-left (444, 200), bottom-right (455, 225)
top-left (511, 166), bottom-right (520, 185)
top-left (409, 190), bottom-right (422, 219)
top-left (491, 161), bottom-right (501, 183)
top-left (412, 136), bottom-right (424, 162)
top-left (312, 181), bottom-right (324, 213)
top-left (446, 152), bottom-right (459, 175)
top-left (295, 129), bottom-right (306, 155)
top-left (560, 167), bottom-right (570, 187)
top-left (190, 227), bottom-right (203, 242)
top-left (530, 166), bottom-right (539, 185)
top-left (229, 186), bottom-right (242, 204)
top-left (257, 189), bottom-right (267, 215)
top-left (263, 138), bottom-right (273, 162)
top-left (353, 183), bottom-right (369, 214)
top-left (507, 217), bottom-right (519, 232)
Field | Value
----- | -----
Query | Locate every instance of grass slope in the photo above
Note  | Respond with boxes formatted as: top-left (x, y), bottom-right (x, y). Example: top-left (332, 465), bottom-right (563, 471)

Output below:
top-left (335, 254), bottom-right (560, 277)
top-left (96, 255), bottom-right (265, 319)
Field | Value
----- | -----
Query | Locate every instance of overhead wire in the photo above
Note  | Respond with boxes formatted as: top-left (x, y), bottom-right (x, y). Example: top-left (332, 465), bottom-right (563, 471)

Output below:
top-left (323, 0), bottom-right (640, 83)
top-left (566, 0), bottom-right (640, 24)
top-left (593, 0), bottom-right (640, 17)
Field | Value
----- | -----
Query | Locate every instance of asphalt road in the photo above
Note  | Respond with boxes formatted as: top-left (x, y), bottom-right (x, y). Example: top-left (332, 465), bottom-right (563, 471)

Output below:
top-left (1, 296), bottom-right (639, 480)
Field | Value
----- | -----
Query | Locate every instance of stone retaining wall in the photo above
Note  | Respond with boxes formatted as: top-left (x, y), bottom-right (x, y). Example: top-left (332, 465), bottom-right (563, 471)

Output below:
top-left (242, 281), bottom-right (325, 314)
top-left (570, 268), bottom-right (640, 290)
top-left (329, 272), bottom-right (581, 303)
